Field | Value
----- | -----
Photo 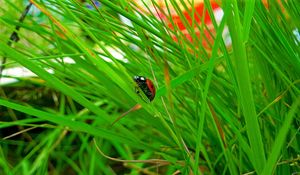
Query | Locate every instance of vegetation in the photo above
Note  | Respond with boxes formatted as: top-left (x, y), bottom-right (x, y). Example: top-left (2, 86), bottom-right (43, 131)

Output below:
top-left (0, 0), bottom-right (299, 174)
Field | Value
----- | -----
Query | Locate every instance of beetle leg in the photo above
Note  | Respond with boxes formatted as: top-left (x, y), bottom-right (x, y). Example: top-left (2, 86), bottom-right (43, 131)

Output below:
top-left (135, 86), bottom-right (140, 94)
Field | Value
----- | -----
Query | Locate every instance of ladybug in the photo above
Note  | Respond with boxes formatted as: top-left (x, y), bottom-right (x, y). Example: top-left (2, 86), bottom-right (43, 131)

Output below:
top-left (133, 76), bottom-right (156, 102)
top-left (110, 76), bottom-right (155, 126)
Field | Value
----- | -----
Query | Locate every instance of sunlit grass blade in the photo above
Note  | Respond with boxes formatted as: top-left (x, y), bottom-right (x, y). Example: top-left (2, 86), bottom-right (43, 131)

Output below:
top-left (262, 98), bottom-right (300, 175)
top-left (227, 1), bottom-right (266, 172)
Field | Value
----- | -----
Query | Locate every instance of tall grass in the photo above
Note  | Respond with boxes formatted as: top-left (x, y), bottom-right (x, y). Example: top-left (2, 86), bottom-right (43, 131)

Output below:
top-left (0, 0), bottom-right (299, 174)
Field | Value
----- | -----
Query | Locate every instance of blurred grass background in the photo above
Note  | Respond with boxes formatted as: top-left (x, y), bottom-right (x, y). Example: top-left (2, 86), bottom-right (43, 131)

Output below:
top-left (0, 0), bottom-right (299, 174)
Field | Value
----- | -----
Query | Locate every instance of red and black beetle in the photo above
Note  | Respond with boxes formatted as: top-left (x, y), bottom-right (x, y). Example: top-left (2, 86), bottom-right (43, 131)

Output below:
top-left (133, 76), bottom-right (156, 102)
top-left (110, 75), bottom-right (156, 126)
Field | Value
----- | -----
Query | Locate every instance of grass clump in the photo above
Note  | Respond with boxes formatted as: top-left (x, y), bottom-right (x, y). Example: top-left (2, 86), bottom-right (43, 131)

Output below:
top-left (0, 0), bottom-right (299, 174)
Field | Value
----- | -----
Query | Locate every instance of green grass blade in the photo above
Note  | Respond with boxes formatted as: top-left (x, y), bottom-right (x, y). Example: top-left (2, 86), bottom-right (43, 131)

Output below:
top-left (261, 97), bottom-right (300, 175)
top-left (0, 41), bottom-right (109, 120)
top-left (227, 1), bottom-right (266, 172)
